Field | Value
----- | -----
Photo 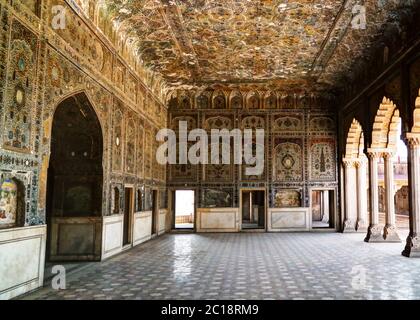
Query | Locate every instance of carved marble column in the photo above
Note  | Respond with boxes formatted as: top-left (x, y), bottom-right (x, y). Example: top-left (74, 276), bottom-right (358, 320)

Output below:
top-left (383, 151), bottom-right (401, 242)
top-left (355, 159), bottom-right (368, 232)
top-left (365, 150), bottom-right (383, 242)
top-left (343, 159), bottom-right (357, 232)
top-left (403, 134), bottom-right (420, 257)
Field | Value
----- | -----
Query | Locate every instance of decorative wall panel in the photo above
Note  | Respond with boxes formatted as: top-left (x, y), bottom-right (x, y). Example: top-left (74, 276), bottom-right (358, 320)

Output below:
top-left (201, 188), bottom-right (233, 208)
top-left (274, 189), bottom-right (302, 208)
top-left (309, 138), bottom-right (336, 181)
top-left (167, 89), bottom-right (337, 209)
top-left (273, 139), bottom-right (303, 182)
top-left (2, 19), bottom-right (38, 152)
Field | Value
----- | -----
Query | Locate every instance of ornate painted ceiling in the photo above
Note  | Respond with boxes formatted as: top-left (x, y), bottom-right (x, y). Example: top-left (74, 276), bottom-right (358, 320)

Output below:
top-left (95, 0), bottom-right (418, 92)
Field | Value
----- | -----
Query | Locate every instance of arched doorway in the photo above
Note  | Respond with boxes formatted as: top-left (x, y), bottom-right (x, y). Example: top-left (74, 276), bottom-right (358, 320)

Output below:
top-left (46, 93), bottom-right (103, 261)
top-left (365, 97), bottom-right (408, 242)
top-left (342, 119), bottom-right (368, 232)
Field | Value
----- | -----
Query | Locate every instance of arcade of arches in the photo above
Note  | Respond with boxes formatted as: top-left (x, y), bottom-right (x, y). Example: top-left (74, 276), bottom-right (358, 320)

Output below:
top-left (0, 0), bottom-right (420, 300)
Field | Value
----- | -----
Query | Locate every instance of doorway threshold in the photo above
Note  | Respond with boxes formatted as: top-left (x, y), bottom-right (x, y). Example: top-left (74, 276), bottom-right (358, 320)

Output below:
top-left (241, 228), bottom-right (266, 233)
top-left (171, 229), bottom-right (195, 233)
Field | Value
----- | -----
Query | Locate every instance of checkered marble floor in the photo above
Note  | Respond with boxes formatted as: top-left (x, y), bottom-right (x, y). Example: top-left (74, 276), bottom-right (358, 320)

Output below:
top-left (21, 232), bottom-right (420, 300)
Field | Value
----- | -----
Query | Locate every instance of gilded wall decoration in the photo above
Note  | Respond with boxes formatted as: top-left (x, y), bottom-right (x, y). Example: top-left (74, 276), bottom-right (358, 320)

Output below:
top-left (137, 123), bottom-right (144, 179)
top-left (144, 128), bottom-right (152, 180)
top-left (273, 140), bottom-right (303, 182)
top-left (309, 138), bottom-right (336, 181)
top-left (171, 116), bottom-right (197, 131)
top-left (213, 92), bottom-right (226, 109)
top-left (241, 116), bottom-right (265, 130)
top-left (126, 73), bottom-right (138, 102)
top-left (170, 151), bottom-right (197, 181)
top-left (125, 117), bottom-right (136, 175)
top-left (241, 142), bottom-right (265, 181)
top-left (264, 92), bottom-right (277, 109)
top-left (273, 116), bottom-right (303, 132)
top-left (201, 188), bottom-right (233, 208)
top-left (274, 190), bottom-right (302, 208)
top-left (2, 19), bottom-right (38, 152)
top-left (96, 0), bottom-right (414, 92)
top-left (204, 115), bottom-right (233, 182)
top-left (196, 92), bottom-right (210, 109)
top-left (0, 171), bottom-right (33, 226)
top-left (144, 188), bottom-right (153, 212)
top-left (166, 91), bottom-right (338, 208)
top-left (204, 116), bottom-right (232, 130)
top-left (114, 59), bottom-right (125, 92)
top-left (50, 0), bottom-right (113, 81)
top-left (22, 0), bottom-right (41, 16)
top-left (0, 0), bottom-right (168, 230)
top-left (159, 190), bottom-right (168, 209)
top-left (309, 116), bottom-right (335, 132)
top-left (112, 104), bottom-right (123, 172)
top-left (230, 92), bottom-right (243, 109)
top-left (247, 93), bottom-right (260, 109)
top-left (0, 179), bottom-right (18, 228)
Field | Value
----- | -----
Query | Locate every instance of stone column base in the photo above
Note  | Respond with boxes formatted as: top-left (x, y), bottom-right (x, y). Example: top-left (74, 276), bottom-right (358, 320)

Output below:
top-left (356, 219), bottom-right (367, 232)
top-left (402, 235), bottom-right (420, 257)
top-left (342, 219), bottom-right (356, 233)
top-left (383, 224), bottom-right (401, 242)
top-left (364, 224), bottom-right (384, 242)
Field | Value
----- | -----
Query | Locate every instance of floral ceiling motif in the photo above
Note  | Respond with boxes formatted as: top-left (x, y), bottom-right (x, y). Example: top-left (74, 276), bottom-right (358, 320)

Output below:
top-left (96, 0), bottom-right (417, 91)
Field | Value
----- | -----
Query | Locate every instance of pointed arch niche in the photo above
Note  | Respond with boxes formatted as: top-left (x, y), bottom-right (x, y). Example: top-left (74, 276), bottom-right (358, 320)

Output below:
top-left (46, 92), bottom-right (104, 261)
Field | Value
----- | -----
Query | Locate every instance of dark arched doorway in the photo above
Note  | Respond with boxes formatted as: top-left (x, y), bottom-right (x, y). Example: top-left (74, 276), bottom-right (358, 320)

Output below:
top-left (46, 93), bottom-right (103, 261)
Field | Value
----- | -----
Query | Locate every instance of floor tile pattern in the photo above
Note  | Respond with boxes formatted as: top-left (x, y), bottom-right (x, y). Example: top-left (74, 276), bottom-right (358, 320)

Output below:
top-left (22, 232), bottom-right (420, 300)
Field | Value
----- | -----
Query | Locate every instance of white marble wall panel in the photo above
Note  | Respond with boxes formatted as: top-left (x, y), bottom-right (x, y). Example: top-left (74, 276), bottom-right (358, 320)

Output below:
top-left (0, 225), bottom-right (46, 300)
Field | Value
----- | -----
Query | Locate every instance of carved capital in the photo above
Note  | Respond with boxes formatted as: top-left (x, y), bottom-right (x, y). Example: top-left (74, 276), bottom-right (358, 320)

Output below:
top-left (366, 149), bottom-right (382, 160)
top-left (405, 133), bottom-right (420, 149)
top-left (354, 159), bottom-right (366, 169)
top-left (342, 158), bottom-right (358, 168)
top-left (382, 150), bottom-right (395, 160)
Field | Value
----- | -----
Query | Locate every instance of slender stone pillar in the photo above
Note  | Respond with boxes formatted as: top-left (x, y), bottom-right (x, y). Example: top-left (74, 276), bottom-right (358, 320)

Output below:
top-left (355, 159), bottom-right (368, 232)
top-left (403, 134), bottom-right (420, 257)
top-left (383, 151), bottom-right (401, 242)
top-left (365, 150), bottom-right (383, 242)
top-left (343, 159), bottom-right (357, 232)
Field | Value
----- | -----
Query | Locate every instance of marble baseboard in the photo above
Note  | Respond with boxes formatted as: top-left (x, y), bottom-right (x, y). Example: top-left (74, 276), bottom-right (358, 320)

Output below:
top-left (101, 215), bottom-right (124, 260)
top-left (267, 208), bottom-right (311, 232)
top-left (0, 225), bottom-right (46, 300)
top-left (196, 208), bottom-right (240, 232)
top-left (133, 211), bottom-right (152, 246)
